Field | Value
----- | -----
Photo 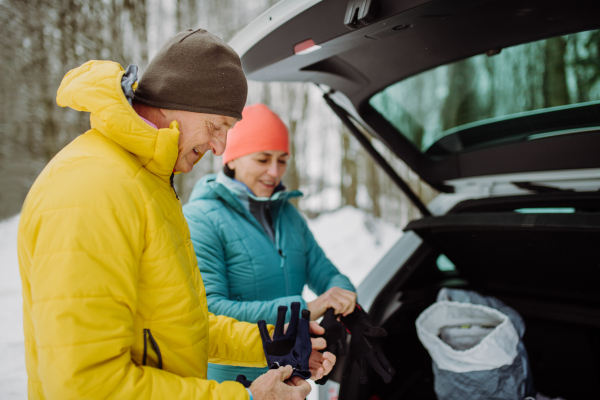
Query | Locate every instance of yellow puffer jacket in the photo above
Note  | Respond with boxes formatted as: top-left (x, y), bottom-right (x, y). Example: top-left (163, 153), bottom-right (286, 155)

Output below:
top-left (18, 60), bottom-right (271, 400)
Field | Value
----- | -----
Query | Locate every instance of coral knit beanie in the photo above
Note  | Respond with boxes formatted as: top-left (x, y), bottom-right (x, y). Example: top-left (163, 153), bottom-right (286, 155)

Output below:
top-left (222, 104), bottom-right (290, 164)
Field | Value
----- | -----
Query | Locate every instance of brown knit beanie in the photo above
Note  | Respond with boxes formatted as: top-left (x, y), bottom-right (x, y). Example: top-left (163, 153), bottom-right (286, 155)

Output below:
top-left (134, 29), bottom-right (247, 120)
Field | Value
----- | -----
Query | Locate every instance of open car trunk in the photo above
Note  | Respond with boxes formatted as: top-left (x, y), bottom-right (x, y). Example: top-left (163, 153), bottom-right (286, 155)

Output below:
top-left (343, 192), bottom-right (600, 399)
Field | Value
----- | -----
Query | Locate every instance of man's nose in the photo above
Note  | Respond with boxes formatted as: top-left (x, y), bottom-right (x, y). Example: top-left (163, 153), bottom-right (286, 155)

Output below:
top-left (210, 133), bottom-right (227, 156)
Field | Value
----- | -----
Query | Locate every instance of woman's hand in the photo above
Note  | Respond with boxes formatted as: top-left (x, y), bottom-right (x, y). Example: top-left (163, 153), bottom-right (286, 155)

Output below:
top-left (307, 287), bottom-right (357, 320)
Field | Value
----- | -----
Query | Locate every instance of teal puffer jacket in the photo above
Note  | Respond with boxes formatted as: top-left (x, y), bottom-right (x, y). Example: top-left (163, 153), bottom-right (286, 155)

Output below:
top-left (183, 173), bottom-right (355, 382)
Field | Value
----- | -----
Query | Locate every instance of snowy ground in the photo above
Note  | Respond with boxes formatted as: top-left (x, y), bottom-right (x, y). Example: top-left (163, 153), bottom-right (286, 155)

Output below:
top-left (0, 207), bottom-right (402, 399)
top-left (0, 215), bottom-right (25, 400)
top-left (303, 206), bottom-right (404, 301)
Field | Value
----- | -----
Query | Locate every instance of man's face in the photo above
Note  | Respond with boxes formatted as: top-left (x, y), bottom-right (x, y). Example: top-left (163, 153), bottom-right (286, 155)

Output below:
top-left (163, 110), bottom-right (238, 173)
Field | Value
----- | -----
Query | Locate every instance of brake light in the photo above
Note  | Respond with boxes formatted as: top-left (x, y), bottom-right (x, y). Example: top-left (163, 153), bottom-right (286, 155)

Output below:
top-left (294, 39), bottom-right (322, 55)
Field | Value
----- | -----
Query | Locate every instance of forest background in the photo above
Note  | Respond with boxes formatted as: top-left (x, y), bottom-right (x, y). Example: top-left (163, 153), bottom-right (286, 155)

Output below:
top-left (0, 0), bottom-right (437, 227)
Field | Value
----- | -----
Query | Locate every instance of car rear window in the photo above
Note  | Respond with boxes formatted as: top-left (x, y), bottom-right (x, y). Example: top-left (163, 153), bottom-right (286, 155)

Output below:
top-left (369, 29), bottom-right (600, 155)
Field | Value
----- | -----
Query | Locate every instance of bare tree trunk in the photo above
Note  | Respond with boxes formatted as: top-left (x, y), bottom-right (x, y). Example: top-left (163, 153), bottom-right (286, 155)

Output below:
top-left (543, 37), bottom-right (569, 108)
top-left (572, 31), bottom-right (600, 103)
top-left (366, 156), bottom-right (380, 217)
top-left (175, 0), bottom-right (196, 31)
top-left (286, 119), bottom-right (300, 208)
top-left (29, 4), bottom-right (59, 162)
top-left (340, 128), bottom-right (357, 207)
top-left (125, 0), bottom-right (149, 66)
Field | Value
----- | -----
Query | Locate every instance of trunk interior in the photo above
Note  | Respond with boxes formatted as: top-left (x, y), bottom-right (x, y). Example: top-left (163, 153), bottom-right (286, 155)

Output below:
top-left (340, 192), bottom-right (600, 399)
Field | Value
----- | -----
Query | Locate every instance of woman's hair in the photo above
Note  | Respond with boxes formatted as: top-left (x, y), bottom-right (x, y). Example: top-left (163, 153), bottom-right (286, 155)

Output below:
top-left (223, 164), bottom-right (235, 179)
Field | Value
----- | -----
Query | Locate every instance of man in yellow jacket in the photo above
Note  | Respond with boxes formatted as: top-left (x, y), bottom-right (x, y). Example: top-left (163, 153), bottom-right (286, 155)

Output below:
top-left (17, 29), bottom-right (334, 400)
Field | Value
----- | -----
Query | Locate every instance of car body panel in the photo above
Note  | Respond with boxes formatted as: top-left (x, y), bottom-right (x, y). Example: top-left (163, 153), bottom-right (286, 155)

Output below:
top-left (232, 3), bottom-right (600, 396)
top-left (230, 0), bottom-right (600, 190)
top-left (229, 0), bottom-right (322, 59)
top-left (357, 231), bottom-right (423, 311)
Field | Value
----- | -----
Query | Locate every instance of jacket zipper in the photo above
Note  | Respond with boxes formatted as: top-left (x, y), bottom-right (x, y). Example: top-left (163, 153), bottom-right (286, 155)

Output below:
top-left (143, 329), bottom-right (163, 369)
top-left (273, 203), bottom-right (291, 295)
top-left (170, 173), bottom-right (180, 200)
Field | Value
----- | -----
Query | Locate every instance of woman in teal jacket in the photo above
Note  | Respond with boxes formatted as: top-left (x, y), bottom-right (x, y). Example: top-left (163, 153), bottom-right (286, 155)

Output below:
top-left (183, 104), bottom-right (356, 383)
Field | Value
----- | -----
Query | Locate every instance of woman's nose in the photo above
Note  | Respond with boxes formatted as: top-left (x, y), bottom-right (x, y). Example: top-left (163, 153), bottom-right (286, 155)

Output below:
top-left (267, 161), bottom-right (279, 177)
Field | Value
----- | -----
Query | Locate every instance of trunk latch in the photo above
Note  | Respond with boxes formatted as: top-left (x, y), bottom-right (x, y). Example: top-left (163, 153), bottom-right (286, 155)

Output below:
top-left (344, 0), bottom-right (380, 30)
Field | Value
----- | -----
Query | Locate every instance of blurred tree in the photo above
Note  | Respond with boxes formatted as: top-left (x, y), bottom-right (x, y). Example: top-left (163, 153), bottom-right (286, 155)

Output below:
top-left (366, 151), bottom-right (381, 218)
top-left (544, 37), bottom-right (569, 108)
top-left (340, 128), bottom-right (357, 208)
top-left (0, 0), bottom-right (443, 228)
top-left (570, 30), bottom-right (600, 103)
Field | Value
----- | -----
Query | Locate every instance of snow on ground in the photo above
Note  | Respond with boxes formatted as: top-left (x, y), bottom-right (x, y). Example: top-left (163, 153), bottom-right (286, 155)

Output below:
top-left (0, 207), bottom-right (402, 399)
top-left (0, 215), bottom-right (25, 400)
top-left (305, 206), bottom-right (403, 297)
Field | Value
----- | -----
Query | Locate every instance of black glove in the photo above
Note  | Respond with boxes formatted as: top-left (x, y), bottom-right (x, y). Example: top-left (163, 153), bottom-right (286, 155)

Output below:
top-left (258, 302), bottom-right (312, 380)
top-left (318, 308), bottom-right (348, 356)
top-left (341, 304), bottom-right (395, 384)
top-left (313, 308), bottom-right (348, 385)
top-left (235, 374), bottom-right (253, 388)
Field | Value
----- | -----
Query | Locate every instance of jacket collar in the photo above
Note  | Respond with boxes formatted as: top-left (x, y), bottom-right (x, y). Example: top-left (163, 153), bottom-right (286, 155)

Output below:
top-left (215, 172), bottom-right (291, 211)
top-left (189, 173), bottom-right (302, 217)
top-left (56, 60), bottom-right (183, 181)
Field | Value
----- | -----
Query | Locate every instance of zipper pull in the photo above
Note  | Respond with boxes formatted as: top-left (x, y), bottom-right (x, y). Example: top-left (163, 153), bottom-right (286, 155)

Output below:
top-left (278, 249), bottom-right (286, 268)
top-left (170, 173), bottom-right (180, 200)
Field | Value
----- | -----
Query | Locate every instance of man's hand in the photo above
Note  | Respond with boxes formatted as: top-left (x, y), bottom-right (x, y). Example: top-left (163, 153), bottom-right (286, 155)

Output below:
top-left (250, 366), bottom-right (311, 400)
top-left (307, 287), bottom-right (357, 320)
top-left (281, 314), bottom-right (337, 380)
top-left (308, 321), bottom-right (336, 380)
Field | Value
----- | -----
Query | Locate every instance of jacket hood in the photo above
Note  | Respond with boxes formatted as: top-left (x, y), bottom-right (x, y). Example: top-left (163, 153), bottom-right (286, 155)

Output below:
top-left (56, 60), bottom-right (180, 180)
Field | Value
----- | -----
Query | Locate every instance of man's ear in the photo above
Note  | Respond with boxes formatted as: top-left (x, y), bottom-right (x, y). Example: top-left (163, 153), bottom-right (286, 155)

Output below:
top-left (226, 160), bottom-right (235, 170)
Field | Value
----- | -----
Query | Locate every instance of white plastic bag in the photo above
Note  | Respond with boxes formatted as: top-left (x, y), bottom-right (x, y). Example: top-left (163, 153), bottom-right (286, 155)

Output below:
top-left (416, 300), bottom-right (519, 373)
top-left (415, 289), bottom-right (536, 399)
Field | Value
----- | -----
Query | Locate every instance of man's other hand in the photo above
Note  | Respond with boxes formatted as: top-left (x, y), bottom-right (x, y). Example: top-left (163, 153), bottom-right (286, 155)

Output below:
top-left (250, 366), bottom-right (311, 400)
top-left (280, 317), bottom-right (338, 379)
top-left (308, 321), bottom-right (336, 380)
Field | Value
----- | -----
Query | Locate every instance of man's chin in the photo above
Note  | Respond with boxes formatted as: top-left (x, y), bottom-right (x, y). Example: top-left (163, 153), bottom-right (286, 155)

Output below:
top-left (173, 163), bottom-right (193, 174)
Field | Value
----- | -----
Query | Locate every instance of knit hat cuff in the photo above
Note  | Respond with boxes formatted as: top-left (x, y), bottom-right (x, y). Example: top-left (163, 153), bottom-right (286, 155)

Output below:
top-left (223, 140), bottom-right (289, 165)
top-left (134, 95), bottom-right (243, 120)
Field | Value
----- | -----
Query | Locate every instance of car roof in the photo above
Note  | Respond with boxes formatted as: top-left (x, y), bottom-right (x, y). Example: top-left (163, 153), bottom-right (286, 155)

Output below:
top-left (231, 0), bottom-right (600, 190)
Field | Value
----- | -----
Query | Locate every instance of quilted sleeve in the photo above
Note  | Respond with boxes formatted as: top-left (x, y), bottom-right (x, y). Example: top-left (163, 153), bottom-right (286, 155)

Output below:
top-left (207, 312), bottom-right (274, 367)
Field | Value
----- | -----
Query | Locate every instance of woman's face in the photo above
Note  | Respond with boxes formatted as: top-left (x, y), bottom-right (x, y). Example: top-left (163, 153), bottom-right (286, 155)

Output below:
top-left (227, 150), bottom-right (289, 197)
